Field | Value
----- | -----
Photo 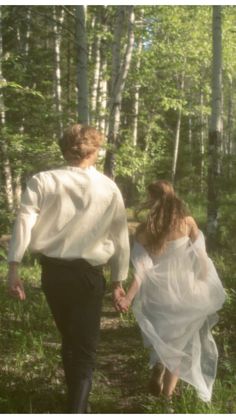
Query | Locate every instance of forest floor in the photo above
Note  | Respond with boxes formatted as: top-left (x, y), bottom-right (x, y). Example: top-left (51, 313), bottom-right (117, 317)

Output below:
top-left (1, 212), bottom-right (236, 415)
top-left (0, 260), bottom-right (236, 415)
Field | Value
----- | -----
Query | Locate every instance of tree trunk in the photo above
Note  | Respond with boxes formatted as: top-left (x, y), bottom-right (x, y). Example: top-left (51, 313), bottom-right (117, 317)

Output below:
top-left (98, 8), bottom-right (109, 135)
top-left (132, 34), bottom-right (142, 146)
top-left (0, 7), bottom-right (14, 212)
top-left (25, 7), bottom-right (31, 56)
top-left (66, 35), bottom-right (71, 112)
top-left (104, 6), bottom-right (135, 178)
top-left (226, 76), bottom-right (233, 179)
top-left (0, 7), bottom-right (4, 125)
top-left (171, 73), bottom-right (185, 184)
top-left (98, 51), bottom-right (108, 135)
top-left (88, 14), bottom-right (96, 62)
top-left (207, 6), bottom-right (222, 249)
top-left (14, 172), bottom-right (22, 208)
top-left (200, 90), bottom-right (205, 192)
top-left (188, 116), bottom-right (192, 163)
top-left (171, 107), bottom-right (182, 184)
top-left (91, 29), bottom-right (101, 127)
top-left (76, 5), bottom-right (89, 125)
top-left (53, 7), bottom-right (64, 137)
top-left (14, 8), bottom-right (32, 206)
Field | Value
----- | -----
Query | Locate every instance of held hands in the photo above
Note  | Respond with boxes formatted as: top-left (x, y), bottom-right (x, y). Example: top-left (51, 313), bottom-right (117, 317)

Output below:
top-left (112, 283), bottom-right (126, 312)
top-left (112, 282), bottom-right (132, 313)
top-left (7, 263), bottom-right (26, 301)
top-left (117, 296), bottom-right (132, 313)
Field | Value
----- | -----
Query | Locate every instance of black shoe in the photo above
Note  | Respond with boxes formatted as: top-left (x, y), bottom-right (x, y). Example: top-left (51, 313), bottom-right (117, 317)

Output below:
top-left (68, 378), bottom-right (92, 413)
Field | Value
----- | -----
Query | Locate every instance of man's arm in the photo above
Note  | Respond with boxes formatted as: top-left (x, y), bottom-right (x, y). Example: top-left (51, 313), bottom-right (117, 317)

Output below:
top-left (109, 189), bottom-right (130, 311)
top-left (112, 281), bottom-right (126, 311)
top-left (117, 276), bottom-right (140, 312)
top-left (7, 175), bottom-right (42, 300)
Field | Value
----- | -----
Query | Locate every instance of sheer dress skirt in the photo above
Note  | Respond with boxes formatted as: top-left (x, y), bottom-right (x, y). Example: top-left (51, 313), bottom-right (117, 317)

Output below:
top-left (131, 232), bottom-right (226, 402)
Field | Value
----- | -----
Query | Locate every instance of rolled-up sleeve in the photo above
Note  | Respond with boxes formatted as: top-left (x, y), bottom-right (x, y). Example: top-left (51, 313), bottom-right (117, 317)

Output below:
top-left (109, 189), bottom-right (130, 282)
top-left (7, 175), bottom-right (43, 262)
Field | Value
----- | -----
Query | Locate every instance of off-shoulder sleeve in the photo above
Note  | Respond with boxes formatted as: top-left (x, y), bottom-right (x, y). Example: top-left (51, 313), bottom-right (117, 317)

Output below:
top-left (131, 241), bottom-right (153, 285)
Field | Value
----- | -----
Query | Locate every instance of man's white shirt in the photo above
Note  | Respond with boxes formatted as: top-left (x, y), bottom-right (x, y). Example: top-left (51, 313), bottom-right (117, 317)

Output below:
top-left (8, 166), bottom-right (130, 282)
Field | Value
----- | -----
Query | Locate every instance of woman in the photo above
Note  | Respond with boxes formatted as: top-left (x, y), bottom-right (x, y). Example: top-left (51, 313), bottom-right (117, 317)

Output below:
top-left (119, 180), bottom-right (225, 403)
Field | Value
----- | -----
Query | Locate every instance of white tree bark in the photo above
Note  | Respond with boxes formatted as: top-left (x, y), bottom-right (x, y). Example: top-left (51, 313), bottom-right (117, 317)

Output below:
top-left (200, 90), bottom-right (205, 192)
top-left (0, 6), bottom-right (14, 211)
top-left (14, 172), bottom-right (22, 208)
top-left (104, 6), bottom-right (135, 177)
top-left (53, 7), bottom-right (64, 136)
top-left (76, 5), bottom-right (89, 124)
top-left (0, 7), bottom-right (4, 125)
top-left (91, 30), bottom-right (101, 126)
top-left (171, 73), bottom-right (185, 184)
top-left (207, 5), bottom-right (222, 248)
top-left (171, 107), bottom-right (182, 184)
top-left (132, 34), bottom-right (143, 146)
top-left (98, 54), bottom-right (108, 134)
top-left (88, 13), bottom-right (96, 62)
top-left (25, 7), bottom-right (31, 56)
top-left (210, 8), bottom-right (222, 135)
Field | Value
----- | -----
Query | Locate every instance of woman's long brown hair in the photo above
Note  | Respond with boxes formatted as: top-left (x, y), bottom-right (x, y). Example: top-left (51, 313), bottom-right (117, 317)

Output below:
top-left (136, 180), bottom-right (188, 252)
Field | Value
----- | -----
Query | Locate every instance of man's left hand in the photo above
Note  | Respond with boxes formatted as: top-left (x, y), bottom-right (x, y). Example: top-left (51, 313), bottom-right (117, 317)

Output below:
top-left (112, 282), bottom-right (126, 312)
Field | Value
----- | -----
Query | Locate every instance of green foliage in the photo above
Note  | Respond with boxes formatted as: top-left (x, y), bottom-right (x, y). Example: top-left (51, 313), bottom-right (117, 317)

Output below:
top-left (0, 80), bottom-right (45, 100)
top-left (218, 192), bottom-right (236, 253)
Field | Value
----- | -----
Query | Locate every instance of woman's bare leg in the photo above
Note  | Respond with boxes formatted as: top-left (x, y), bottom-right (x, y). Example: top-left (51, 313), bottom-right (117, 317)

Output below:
top-left (162, 369), bottom-right (179, 398)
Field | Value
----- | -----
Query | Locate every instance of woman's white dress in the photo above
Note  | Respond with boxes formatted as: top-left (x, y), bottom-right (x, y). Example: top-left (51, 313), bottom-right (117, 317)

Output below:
top-left (131, 231), bottom-right (226, 402)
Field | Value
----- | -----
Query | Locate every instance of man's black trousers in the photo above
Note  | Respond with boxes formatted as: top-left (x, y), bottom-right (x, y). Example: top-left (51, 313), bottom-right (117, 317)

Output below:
top-left (40, 256), bottom-right (106, 413)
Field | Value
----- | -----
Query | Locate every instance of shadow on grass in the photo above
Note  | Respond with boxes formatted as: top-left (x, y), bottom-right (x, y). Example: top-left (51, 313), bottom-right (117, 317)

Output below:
top-left (0, 366), bottom-right (66, 413)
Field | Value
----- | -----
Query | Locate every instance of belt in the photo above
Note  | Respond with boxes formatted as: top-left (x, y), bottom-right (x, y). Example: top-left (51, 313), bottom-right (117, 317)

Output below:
top-left (40, 254), bottom-right (103, 271)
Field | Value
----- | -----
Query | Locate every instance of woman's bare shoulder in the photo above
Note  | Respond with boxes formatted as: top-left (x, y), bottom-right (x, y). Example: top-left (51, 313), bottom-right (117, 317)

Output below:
top-left (184, 216), bottom-right (199, 240)
top-left (184, 216), bottom-right (198, 228)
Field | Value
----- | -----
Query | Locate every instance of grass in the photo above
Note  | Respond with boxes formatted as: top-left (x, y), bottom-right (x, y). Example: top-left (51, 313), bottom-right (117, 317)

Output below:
top-left (0, 254), bottom-right (236, 414)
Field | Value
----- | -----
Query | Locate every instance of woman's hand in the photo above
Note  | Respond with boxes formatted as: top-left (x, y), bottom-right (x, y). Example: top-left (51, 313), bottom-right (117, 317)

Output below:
top-left (118, 296), bottom-right (132, 313)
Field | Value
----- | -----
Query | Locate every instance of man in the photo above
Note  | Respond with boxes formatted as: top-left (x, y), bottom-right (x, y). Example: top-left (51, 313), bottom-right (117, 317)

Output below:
top-left (7, 124), bottom-right (130, 413)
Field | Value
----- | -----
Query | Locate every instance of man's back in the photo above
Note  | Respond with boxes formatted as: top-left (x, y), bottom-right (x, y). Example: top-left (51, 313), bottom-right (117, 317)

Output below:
top-left (8, 165), bottom-right (129, 282)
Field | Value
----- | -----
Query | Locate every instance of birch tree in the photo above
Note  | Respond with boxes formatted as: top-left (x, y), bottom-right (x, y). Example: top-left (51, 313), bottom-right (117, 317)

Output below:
top-left (98, 47), bottom-right (108, 134)
top-left (97, 8), bottom-right (109, 134)
top-left (200, 90), bottom-right (206, 192)
top-left (171, 72), bottom-right (185, 183)
top-left (76, 5), bottom-right (89, 124)
top-left (90, 13), bottom-right (102, 127)
top-left (132, 35), bottom-right (143, 146)
top-left (104, 6), bottom-right (135, 178)
top-left (53, 7), bottom-right (64, 136)
top-left (207, 5), bottom-right (222, 248)
top-left (0, 7), bottom-right (14, 212)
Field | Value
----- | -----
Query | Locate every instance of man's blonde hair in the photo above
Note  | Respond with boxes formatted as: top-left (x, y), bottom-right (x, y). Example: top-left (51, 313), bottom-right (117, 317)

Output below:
top-left (59, 124), bottom-right (104, 161)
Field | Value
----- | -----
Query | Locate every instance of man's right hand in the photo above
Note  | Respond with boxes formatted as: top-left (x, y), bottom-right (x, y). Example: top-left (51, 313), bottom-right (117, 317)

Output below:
top-left (7, 263), bottom-right (26, 301)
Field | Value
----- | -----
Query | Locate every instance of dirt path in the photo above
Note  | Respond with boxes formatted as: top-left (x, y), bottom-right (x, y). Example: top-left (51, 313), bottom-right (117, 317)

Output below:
top-left (90, 291), bottom-right (150, 413)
